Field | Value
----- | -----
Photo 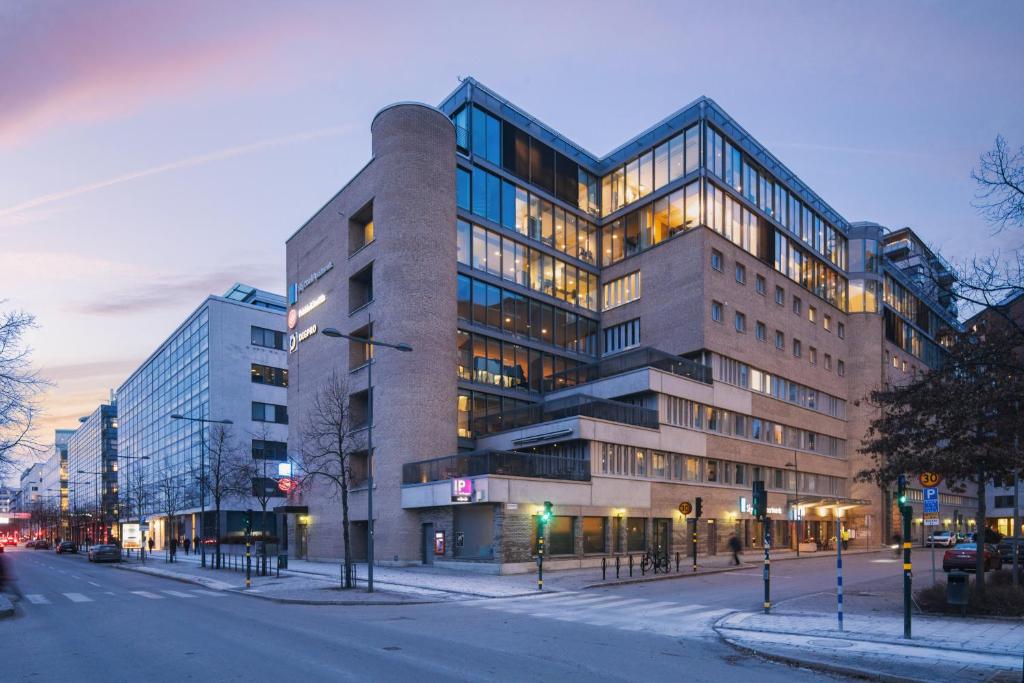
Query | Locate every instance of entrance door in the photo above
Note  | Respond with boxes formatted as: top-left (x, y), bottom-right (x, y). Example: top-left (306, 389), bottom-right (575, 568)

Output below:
top-left (422, 523), bottom-right (434, 565)
top-left (296, 520), bottom-right (308, 560)
top-left (653, 518), bottom-right (670, 553)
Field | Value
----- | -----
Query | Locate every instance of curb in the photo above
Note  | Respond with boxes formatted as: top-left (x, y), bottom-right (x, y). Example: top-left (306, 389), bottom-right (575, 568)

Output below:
top-left (717, 633), bottom-right (930, 683)
top-left (111, 563), bottom-right (235, 591)
top-left (582, 563), bottom-right (754, 589)
top-left (228, 589), bottom-right (438, 606)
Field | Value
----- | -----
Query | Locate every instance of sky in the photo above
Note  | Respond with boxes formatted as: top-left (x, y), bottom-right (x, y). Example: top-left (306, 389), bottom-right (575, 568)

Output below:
top-left (2, 0), bottom-right (1023, 483)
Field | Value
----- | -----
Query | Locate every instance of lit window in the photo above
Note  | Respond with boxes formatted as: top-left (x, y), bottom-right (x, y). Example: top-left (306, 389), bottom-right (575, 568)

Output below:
top-left (809, 346), bottom-right (817, 365)
top-left (823, 315), bottom-right (832, 331)
top-left (808, 306), bottom-right (816, 324)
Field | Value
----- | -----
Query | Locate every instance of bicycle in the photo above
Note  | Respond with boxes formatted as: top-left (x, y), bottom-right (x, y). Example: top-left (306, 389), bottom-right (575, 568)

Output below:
top-left (640, 548), bottom-right (670, 574)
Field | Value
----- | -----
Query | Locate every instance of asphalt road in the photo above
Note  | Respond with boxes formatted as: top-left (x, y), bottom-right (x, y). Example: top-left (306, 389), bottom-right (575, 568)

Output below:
top-left (0, 546), bottom-right (866, 682)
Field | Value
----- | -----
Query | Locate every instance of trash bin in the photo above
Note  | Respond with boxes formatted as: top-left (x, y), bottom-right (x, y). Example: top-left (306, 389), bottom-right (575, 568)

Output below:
top-left (277, 553), bottom-right (288, 570)
top-left (947, 570), bottom-right (969, 606)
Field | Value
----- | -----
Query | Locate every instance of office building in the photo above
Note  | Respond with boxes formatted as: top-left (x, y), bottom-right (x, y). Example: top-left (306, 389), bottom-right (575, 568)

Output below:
top-left (285, 79), bottom-right (967, 570)
top-left (117, 284), bottom-right (288, 549)
top-left (67, 403), bottom-right (118, 544)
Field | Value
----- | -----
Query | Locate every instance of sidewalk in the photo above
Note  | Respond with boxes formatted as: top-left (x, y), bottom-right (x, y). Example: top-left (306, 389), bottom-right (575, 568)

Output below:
top-left (715, 609), bottom-right (1024, 682)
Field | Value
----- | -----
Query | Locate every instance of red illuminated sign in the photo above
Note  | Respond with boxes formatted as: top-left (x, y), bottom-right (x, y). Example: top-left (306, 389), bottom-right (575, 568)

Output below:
top-left (277, 478), bottom-right (298, 493)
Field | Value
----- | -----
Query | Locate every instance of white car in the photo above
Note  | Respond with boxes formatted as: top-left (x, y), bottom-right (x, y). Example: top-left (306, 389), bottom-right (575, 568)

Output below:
top-left (927, 531), bottom-right (956, 547)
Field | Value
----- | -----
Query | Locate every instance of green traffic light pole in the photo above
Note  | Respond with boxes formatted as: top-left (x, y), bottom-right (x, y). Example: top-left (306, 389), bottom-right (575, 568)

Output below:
top-left (898, 474), bottom-right (912, 639)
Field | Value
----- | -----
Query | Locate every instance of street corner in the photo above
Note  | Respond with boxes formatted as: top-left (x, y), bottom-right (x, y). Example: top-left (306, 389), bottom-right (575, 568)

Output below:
top-left (111, 562), bottom-right (236, 591)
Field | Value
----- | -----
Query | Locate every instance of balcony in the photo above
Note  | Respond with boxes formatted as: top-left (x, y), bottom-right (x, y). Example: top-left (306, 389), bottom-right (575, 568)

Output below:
top-left (544, 347), bottom-right (712, 392)
top-left (402, 449), bottom-right (590, 485)
top-left (470, 393), bottom-right (658, 436)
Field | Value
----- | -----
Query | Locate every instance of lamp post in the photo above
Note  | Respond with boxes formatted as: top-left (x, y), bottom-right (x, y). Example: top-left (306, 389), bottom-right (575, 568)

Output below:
top-left (170, 413), bottom-right (233, 568)
top-left (322, 322), bottom-right (412, 593)
top-left (786, 452), bottom-right (800, 557)
top-left (77, 469), bottom-right (105, 543)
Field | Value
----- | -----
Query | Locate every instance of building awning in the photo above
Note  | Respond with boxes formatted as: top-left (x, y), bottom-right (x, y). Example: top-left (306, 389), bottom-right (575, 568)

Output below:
top-left (791, 496), bottom-right (872, 511)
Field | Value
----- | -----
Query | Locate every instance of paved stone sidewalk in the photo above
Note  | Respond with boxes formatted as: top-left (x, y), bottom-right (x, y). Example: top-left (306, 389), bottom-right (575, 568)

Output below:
top-left (716, 609), bottom-right (1024, 682)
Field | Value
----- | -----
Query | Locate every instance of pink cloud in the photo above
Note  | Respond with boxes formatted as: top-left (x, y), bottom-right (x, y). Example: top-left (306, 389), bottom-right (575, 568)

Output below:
top-left (0, 1), bottom-right (326, 146)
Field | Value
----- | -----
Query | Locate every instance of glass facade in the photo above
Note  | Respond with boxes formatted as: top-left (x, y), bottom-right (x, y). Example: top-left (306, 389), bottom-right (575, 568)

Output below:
top-left (118, 307), bottom-right (210, 516)
top-left (67, 404), bottom-right (118, 543)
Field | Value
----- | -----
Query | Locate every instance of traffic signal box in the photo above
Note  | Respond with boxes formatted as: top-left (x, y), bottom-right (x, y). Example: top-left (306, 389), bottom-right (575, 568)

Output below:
top-left (752, 481), bottom-right (767, 521)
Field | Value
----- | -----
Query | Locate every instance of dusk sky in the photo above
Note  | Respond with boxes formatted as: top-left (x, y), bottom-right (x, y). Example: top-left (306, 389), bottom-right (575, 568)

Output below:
top-left (2, 0), bottom-right (1022, 482)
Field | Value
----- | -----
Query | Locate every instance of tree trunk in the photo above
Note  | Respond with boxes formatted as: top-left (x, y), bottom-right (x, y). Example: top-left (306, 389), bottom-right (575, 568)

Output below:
top-left (215, 499), bottom-right (222, 569)
top-left (341, 476), bottom-right (352, 589)
top-left (975, 467), bottom-right (987, 598)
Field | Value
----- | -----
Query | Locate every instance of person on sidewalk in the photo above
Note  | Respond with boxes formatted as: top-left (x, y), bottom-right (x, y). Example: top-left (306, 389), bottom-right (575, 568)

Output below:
top-left (728, 533), bottom-right (742, 566)
top-left (148, 537), bottom-right (155, 553)
top-left (841, 528), bottom-right (850, 550)
top-left (185, 537), bottom-right (191, 555)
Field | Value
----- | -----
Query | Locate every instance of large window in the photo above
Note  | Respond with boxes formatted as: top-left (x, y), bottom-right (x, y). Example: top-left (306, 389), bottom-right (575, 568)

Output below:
top-left (460, 220), bottom-right (599, 311)
top-left (251, 326), bottom-right (284, 350)
top-left (251, 364), bottom-right (288, 387)
top-left (602, 271), bottom-right (641, 310)
top-left (601, 124), bottom-right (700, 216)
top-left (548, 516), bottom-right (575, 555)
top-left (456, 274), bottom-right (598, 355)
top-left (252, 440), bottom-right (287, 461)
top-left (603, 319), bottom-right (640, 356)
top-left (252, 402), bottom-right (288, 424)
top-left (582, 517), bottom-right (606, 554)
top-left (602, 180), bottom-right (701, 266)
top-left (457, 329), bottom-right (586, 393)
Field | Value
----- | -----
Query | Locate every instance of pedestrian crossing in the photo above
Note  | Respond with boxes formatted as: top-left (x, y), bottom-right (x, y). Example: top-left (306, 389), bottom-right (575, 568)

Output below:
top-left (21, 589), bottom-right (227, 606)
top-left (473, 591), bottom-right (734, 638)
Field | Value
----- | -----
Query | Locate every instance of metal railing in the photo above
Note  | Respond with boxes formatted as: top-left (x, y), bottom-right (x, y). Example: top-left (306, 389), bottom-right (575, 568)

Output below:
top-left (544, 347), bottom-right (712, 391)
top-left (470, 393), bottom-right (658, 436)
top-left (402, 450), bottom-right (590, 485)
top-left (599, 551), bottom-right (685, 580)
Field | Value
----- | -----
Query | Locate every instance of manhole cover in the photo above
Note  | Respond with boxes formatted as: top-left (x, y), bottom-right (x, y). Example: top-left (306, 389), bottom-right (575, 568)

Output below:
top-left (807, 639), bottom-right (854, 648)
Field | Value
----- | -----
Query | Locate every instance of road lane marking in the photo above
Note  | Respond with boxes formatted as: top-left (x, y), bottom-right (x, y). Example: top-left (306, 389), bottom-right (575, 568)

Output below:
top-left (64, 593), bottom-right (93, 603)
top-left (190, 589), bottom-right (226, 598)
top-left (130, 591), bottom-right (164, 599)
top-left (88, 581), bottom-right (102, 587)
top-left (25, 594), bottom-right (50, 605)
top-left (161, 590), bottom-right (196, 598)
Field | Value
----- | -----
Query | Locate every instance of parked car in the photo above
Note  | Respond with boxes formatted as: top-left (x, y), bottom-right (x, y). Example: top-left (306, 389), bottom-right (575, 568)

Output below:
top-left (24, 539), bottom-right (37, 548)
top-left (33, 539), bottom-right (51, 550)
top-left (996, 538), bottom-right (1023, 565)
top-left (56, 541), bottom-right (77, 555)
top-left (927, 531), bottom-right (957, 547)
top-left (88, 544), bottom-right (121, 563)
top-left (943, 542), bottom-right (1003, 572)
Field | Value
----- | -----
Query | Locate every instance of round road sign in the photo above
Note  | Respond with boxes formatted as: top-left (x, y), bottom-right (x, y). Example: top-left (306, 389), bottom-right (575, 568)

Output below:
top-left (918, 472), bottom-right (942, 488)
top-left (678, 501), bottom-right (693, 516)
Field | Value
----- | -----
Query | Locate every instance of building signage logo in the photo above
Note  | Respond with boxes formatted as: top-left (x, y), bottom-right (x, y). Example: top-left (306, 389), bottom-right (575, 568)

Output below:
top-left (451, 478), bottom-right (473, 503)
top-left (288, 324), bottom-right (318, 353)
top-left (297, 293), bottom-right (326, 318)
top-left (289, 261), bottom-right (334, 304)
top-left (287, 308), bottom-right (298, 330)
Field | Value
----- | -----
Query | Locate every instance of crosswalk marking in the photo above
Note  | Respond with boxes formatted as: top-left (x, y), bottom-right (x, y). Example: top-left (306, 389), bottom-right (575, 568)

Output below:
top-left (479, 592), bottom-right (734, 638)
top-left (161, 590), bottom-right (196, 598)
top-left (190, 589), bottom-right (227, 598)
top-left (63, 593), bottom-right (92, 603)
top-left (25, 594), bottom-right (50, 605)
top-left (130, 591), bottom-right (164, 599)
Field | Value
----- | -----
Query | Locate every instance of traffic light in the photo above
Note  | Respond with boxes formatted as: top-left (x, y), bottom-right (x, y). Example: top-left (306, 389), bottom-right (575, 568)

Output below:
top-left (752, 481), bottom-right (767, 520)
top-left (243, 509), bottom-right (253, 534)
top-left (897, 474), bottom-right (907, 506)
top-left (694, 497), bottom-right (703, 519)
top-left (541, 501), bottom-right (553, 525)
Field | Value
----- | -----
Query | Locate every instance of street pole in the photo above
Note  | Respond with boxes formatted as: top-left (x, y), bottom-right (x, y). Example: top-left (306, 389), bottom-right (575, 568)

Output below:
top-left (836, 513), bottom-right (844, 632)
top-left (763, 516), bottom-right (771, 614)
top-left (902, 504), bottom-right (912, 639)
top-left (537, 532), bottom-right (545, 590)
top-left (1014, 432), bottom-right (1020, 587)
top-left (199, 423), bottom-right (207, 569)
top-left (691, 519), bottom-right (698, 573)
top-left (794, 452), bottom-right (800, 557)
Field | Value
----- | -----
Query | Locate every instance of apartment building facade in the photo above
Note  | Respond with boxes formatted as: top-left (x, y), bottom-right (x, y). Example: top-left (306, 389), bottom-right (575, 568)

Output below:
top-left (67, 403), bottom-right (118, 544)
top-left (285, 79), bottom-right (965, 570)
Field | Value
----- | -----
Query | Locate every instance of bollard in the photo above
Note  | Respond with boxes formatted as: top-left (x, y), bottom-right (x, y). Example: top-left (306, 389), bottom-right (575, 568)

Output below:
top-left (602, 556), bottom-right (607, 581)
top-left (629, 554), bottom-right (633, 577)
top-left (641, 555), bottom-right (646, 576)
top-left (616, 555), bottom-right (621, 578)
top-left (676, 552), bottom-right (680, 572)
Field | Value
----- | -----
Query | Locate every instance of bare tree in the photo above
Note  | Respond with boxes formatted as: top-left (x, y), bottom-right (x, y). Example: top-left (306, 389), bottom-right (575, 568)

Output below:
top-left (157, 476), bottom-right (185, 563)
top-left (0, 306), bottom-right (48, 472)
top-left (295, 371), bottom-right (360, 589)
top-left (243, 423), bottom-right (286, 576)
top-left (973, 135), bottom-right (1024, 233)
top-left (199, 423), bottom-right (250, 568)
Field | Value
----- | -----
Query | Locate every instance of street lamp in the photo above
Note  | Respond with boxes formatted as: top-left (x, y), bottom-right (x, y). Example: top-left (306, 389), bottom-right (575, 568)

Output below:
top-left (785, 452), bottom-right (800, 557)
top-left (322, 322), bottom-right (412, 593)
top-left (170, 413), bottom-right (233, 568)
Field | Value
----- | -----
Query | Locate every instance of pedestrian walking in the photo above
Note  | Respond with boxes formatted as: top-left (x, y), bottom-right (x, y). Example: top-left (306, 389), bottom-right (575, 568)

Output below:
top-left (841, 527), bottom-right (850, 550)
top-left (170, 537), bottom-right (177, 560)
top-left (148, 536), bottom-right (155, 553)
top-left (728, 533), bottom-right (742, 566)
top-left (184, 537), bottom-right (190, 555)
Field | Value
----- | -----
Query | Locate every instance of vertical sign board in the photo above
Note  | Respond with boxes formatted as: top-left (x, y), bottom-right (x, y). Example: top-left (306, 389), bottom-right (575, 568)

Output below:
top-left (923, 487), bottom-right (940, 526)
top-left (451, 478), bottom-right (473, 503)
top-left (122, 523), bottom-right (142, 550)
top-left (433, 531), bottom-right (445, 555)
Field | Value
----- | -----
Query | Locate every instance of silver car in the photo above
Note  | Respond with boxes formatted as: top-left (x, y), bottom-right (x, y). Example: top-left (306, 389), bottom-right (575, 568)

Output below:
top-left (927, 531), bottom-right (956, 547)
top-left (88, 544), bottom-right (121, 563)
